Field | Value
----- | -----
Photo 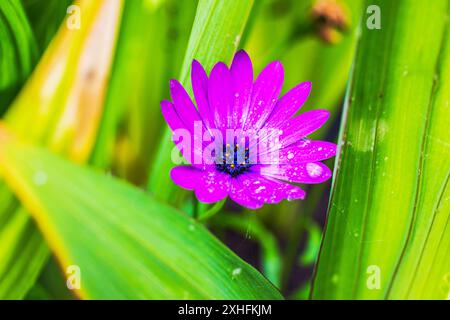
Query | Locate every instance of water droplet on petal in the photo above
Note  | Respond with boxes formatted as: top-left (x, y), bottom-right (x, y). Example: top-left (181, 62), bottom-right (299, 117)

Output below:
top-left (254, 186), bottom-right (266, 194)
top-left (306, 163), bottom-right (322, 178)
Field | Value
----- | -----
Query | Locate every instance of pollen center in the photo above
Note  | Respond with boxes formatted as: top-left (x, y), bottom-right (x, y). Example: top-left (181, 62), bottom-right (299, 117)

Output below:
top-left (215, 143), bottom-right (251, 177)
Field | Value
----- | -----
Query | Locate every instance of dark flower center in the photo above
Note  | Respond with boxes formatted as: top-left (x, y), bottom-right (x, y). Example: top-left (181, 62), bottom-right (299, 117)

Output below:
top-left (215, 143), bottom-right (251, 177)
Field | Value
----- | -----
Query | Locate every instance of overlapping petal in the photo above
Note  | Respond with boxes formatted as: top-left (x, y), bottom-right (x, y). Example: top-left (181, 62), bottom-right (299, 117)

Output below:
top-left (254, 162), bottom-right (333, 184)
top-left (240, 173), bottom-right (306, 204)
top-left (169, 79), bottom-right (202, 133)
top-left (230, 50), bottom-right (253, 129)
top-left (230, 175), bottom-right (264, 209)
top-left (261, 140), bottom-right (336, 164)
top-left (191, 60), bottom-right (213, 129)
top-left (265, 81), bottom-right (311, 127)
top-left (244, 61), bottom-right (284, 131)
top-left (276, 110), bottom-right (330, 147)
top-left (171, 166), bottom-right (230, 203)
top-left (208, 62), bottom-right (234, 132)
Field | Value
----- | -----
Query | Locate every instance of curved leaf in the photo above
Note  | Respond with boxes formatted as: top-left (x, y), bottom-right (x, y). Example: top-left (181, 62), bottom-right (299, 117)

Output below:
top-left (0, 129), bottom-right (282, 299)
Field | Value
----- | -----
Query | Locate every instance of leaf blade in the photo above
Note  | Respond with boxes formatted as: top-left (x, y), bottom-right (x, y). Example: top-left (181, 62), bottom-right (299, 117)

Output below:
top-left (311, 0), bottom-right (450, 299)
top-left (0, 129), bottom-right (282, 299)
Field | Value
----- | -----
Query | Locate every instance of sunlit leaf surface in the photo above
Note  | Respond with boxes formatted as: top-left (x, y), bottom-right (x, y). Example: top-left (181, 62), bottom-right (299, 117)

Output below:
top-left (312, 0), bottom-right (450, 299)
top-left (0, 130), bottom-right (282, 299)
top-left (0, 0), bottom-right (123, 298)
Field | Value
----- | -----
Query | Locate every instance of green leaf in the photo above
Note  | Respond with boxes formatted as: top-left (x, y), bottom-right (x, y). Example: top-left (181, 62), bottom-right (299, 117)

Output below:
top-left (299, 221), bottom-right (321, 267)
top-left (311, 0), bottom-right (450, 299)
top-left (0, 131), bottom-right (282, 299)
top-left (148, 0), bottom-right (254, 207)
top-left (22, 0), bottom-right (72, 52)
top-left (90, 0), bottom-right (197, 184)
top-left (0, 0), bottom-right (38, 113)
top-left (0, 1), bottom-right (124, 299)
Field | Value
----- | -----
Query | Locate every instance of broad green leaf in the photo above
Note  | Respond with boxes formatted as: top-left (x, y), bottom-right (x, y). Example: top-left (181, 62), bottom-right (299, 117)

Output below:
top-left (148, 0), bottom-right (254, 207)
top-left (0, 0), bottom-right (38, 114)
top-left (7, 0), bottom-right (123, 158)
top-left (0, 0), bottom-right (123, 298)
top-left (0, 128), bottom-right (282, 299)
top-left (312, 0), bottom-right (450, 299)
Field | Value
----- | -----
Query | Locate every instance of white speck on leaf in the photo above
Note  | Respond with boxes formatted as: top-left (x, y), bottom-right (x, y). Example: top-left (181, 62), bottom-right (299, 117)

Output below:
top-left (232, 267), bottom-right (242, 279)
top-left (33, 171), bottom-right (48, 186)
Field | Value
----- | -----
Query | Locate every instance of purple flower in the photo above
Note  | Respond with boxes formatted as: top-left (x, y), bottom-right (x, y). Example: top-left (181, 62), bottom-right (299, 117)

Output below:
top-left (161, 50), bottom-right (336, 210)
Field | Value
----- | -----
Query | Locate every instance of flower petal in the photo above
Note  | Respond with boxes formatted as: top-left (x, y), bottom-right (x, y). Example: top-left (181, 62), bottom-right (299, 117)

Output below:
top-left (244, 61), bottom-right (284, 131)
top-left (240, 173), bottom-right (306, 204)
top-left (261, 140), bottom-right (337, 164)
top-left (170, 166), bottom-right (203, 190)
top-left (254, 162), bottom-right (333, 184)
top-left (229, 175), bottom-right (264, 209)
top-left (161, 100), bottom-right (184, 131)
top-left (208, 62), bottom-right (234, 131)
top-left (230, 50), bottom-right (253, 129)
top-left (265, 82), bottom-right (311, 127)
top-left (170, 79), bottom-right (202, 132)
top-left (162, 105), bottom-right (205, 167)
top-left (278, 110), bottom-right (330, 147)
top-left (191, 60), bottom-right (214, 129)
top-left (194, 170), bottom-right (230, 203)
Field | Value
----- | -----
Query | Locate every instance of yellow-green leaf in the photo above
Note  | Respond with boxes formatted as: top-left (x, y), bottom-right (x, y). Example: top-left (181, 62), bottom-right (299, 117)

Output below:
top-left (0, 0), bottom-right (123, 298)
top-left (311, 0), bottom-right (450, 299)
top-left (0, 128), bottom-right (282, 299)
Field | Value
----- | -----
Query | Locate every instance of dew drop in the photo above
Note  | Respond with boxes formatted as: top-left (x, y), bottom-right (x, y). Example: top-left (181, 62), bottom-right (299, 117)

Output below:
top-left (232, 267), bottom-right (242, 279)
top-left (306, 163), bottom-right (322, 178)
top-left (287, 152), bottom-right (294, 160)
top-left (254, 186), bottom-right (266, 194)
